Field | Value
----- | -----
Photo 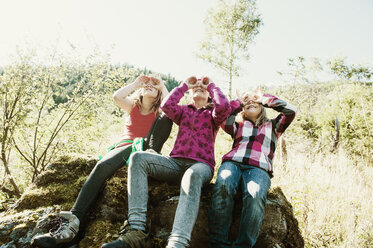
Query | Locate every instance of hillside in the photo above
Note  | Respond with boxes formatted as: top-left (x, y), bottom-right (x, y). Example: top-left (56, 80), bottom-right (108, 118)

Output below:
top-left (1, 55), bottom-right (373, 247)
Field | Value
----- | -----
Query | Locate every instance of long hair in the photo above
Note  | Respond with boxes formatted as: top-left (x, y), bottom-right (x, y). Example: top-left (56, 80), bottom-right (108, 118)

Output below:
top-left (241, 104), bottom-right (269, 127)
top-left (134, 88), bottom-right (163, 116)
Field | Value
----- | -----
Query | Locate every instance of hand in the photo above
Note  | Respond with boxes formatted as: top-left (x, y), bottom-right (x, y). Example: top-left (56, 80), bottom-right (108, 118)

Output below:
top-left (149, 76), bottom-right (164, 90)
top-left (185, 76), bottom-right (210, 90)
top-left (236, 89), bottom-right (245, 103)
top-left (200, 76), bottom-right (211, 89)
top-left (185, 76), bottom-right (197, 90)
top-left (252, 87), bottom-right (264, 103)
top-left (238, 87), bottom-right (264, 104)
top-left (134, 75), bottom-right (149, 88)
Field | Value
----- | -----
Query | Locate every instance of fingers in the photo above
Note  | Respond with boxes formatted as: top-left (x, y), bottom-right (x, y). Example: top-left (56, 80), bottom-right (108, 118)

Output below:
top-left (137, 75), bottom-right (164, 89)
top-left (135, 75), bottom-right (149, 87)
top-left (185, 76), bottom-right (197, 89)
top-left (236, 89), bottom-right (244, 99)
top-left (139, 75), bottom-right (149, 83)
top-left (185, 76), bottom-right (211, 89)
top-left (185, 76), bottom-right (196, 89)
top-left (240, 89), bottom-right (263, 104)
top-left (253, 86), bottom-right (263, 97)
top-left (149, 77), bottom-right (161, 88)
top-left (201, 76), bottom-right (210, 88)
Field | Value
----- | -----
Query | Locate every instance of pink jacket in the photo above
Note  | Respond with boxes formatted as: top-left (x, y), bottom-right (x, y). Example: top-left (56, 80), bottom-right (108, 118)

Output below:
top-left (161, 82), bottom-right (230, 171)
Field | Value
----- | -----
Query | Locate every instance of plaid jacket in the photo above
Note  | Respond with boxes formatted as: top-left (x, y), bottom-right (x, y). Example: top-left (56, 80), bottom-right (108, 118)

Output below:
top-left (221, 94), bottom-right (296, 177)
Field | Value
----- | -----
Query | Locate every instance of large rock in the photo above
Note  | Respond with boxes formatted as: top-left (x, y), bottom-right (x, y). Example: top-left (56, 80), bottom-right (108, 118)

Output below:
top-left (0, 155), bottom-right (304, 248)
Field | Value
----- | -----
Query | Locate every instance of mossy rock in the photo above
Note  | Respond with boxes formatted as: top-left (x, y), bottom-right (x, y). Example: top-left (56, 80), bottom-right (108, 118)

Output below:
top-left (0, 155), bottom-right (304, 247)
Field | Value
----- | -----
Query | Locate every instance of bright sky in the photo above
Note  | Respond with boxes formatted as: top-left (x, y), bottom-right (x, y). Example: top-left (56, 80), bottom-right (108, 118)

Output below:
top-left (1, 0), bottom-right (373, 91)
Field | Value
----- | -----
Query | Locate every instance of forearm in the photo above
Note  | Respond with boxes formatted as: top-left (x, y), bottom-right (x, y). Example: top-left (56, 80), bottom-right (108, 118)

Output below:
top-left (221, 114), bottom-right (238, 137)
top-left (208, 83), bottom-right (231, 125)
top-left (230, 99), bottom-right (243, 115)
top-left (161, 83), bottom-right (188, 123)
top-left (113, 80), bottom-right (140, 100)
top-left (261, 94), bottom-right (297, 115)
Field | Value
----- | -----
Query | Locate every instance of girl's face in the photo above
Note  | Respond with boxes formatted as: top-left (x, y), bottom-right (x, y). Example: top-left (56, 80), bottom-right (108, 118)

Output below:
top-left (141, 78), bottom-right (160, 98)
top-left (242, 101), bottom-right (261, 121)
top-left (191, 84), bottom-right (209, 102)
top-left (189, 77), bottom-right (209, 103)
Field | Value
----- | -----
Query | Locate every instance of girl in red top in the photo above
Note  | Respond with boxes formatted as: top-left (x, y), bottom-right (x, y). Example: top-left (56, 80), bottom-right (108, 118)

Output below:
top-left (31, 75), bottom-right (173, 248)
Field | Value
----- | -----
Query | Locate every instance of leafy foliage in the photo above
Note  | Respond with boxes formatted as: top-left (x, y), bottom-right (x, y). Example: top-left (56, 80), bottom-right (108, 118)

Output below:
top-left (1, 46), bottom-right (372, 246)
top-left (196, 0), bottom-right (262, 98)
top-left (0, 50), bottom-right (180, 195)
top-left (274, 57), bottom-right (373, 161)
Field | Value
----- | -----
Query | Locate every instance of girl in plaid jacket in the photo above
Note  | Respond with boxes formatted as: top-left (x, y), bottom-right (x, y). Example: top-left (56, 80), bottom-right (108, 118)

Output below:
top-left (208, 88), bottom-right (297, 248)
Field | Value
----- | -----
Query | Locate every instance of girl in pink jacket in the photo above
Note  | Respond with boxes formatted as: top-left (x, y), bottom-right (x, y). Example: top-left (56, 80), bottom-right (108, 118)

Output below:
top-left (103, 76), bottom-right (230, 248)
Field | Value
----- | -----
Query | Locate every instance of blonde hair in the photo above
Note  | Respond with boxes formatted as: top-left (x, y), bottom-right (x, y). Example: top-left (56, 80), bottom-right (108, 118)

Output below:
top-left (241, 104), bottom-right (269, 126)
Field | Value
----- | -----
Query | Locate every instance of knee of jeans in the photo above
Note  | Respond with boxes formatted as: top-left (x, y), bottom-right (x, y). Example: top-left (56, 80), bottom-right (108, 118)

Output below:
top-left (245, 180), bottom-right (268, 199)
top-left (94, 160), bottom-right (111, 173)
top-left (243, 187), bottom-right (267, 209)
top-left (182, 168), bottom-right (203, 187)
top-left (215, 172), bottom-right (236, 194)
top-left (128, 151), bottom-right (147, 170)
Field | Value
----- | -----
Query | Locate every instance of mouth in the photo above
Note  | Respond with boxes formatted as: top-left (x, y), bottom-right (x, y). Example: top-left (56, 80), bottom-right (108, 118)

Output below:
top-left (144, 86), bottom-right (155, 91)
top-left (245, 104), bottom-right (259, 110)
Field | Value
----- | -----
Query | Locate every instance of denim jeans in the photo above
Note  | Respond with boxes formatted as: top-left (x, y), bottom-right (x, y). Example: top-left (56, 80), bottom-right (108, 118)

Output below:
top-left (127, 151), bottom-right (213, 248)
top-left (70, 113), bottom-right (172, 221)
top-left (208, 161), bottom-right (271, 248)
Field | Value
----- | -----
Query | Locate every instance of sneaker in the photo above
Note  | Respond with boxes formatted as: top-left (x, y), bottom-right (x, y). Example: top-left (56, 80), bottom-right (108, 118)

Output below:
top-left (101, 220), bottom-right (151, 248)
top-left (31, 211), bottom-right (80, 248)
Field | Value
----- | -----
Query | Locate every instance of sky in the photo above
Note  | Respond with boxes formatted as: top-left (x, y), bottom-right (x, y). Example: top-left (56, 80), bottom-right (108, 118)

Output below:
top-left (1, 0), bottom-right (373, 92)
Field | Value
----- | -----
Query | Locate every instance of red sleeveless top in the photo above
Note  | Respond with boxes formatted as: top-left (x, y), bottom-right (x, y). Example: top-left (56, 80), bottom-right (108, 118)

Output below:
top-left (116, 105), bottom-right (156, 148)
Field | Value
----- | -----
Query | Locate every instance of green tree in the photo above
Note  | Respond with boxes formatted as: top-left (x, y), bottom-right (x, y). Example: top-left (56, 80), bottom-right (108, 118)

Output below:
top-left (328, 56), bottom-right (373, 82)
top-left (0, 54), bottom-right (36, 196)
top-left (196, 0), bottom-right (261, 98)
top-left (0, 47), bottom-right (182, 196)
top-left (0, 48), bottom-right (111, 193)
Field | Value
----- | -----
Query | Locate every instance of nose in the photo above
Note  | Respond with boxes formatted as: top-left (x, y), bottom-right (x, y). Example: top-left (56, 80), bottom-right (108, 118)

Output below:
top-left (195, 80), bottom-right (203, 87)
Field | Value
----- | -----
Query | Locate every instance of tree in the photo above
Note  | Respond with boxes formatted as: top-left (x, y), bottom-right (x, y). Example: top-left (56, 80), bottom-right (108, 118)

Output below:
top-left (0, 47), bottom-right (182, 196)
top-left (196, 0), bottom-right (262, 98)
top-left (11, 59), bottom-right (115, 182)
top-left (328, 56), bottom-right (373, 83)
top-left (0, 56), bottom-right (35, 196)
top-left (0, 47), bottom-right (113, 193)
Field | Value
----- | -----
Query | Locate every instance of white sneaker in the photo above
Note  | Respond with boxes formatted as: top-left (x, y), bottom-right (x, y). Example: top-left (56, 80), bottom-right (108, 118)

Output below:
top-left (31, 211), bottom-right (80, 247)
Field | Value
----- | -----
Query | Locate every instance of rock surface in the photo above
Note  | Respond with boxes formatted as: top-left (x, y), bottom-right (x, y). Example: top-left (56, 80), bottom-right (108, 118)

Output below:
top-left (0, 155), bottom-right (304, 248)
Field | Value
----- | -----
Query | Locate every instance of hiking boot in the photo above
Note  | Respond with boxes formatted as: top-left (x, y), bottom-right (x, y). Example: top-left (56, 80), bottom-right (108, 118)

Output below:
top-left (31, 211), bottom-right (80, 248)
top-left (101, 220), bottom-right (151, 248)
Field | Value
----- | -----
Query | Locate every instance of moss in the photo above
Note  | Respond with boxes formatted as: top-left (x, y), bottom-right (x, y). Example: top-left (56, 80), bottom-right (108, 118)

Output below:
top-left (0, 155), bottom-right (304, 247)
top-left (34, 155), bottom-right (97, 188)
top-left (15, 182), bottom-right (79, 211)
top-left (79, 220), bottom-right (122, 247)
top-left (15, 155), bottom-right (96, 211)
top-left (0, 236), bottom-right (11, 245)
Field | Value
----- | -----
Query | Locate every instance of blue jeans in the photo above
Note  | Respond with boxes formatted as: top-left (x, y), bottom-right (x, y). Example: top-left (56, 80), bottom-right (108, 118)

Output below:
top-left (128, 151), bottom-right (212, 248)
top-left (208, 161), bottom-right (271, 248)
